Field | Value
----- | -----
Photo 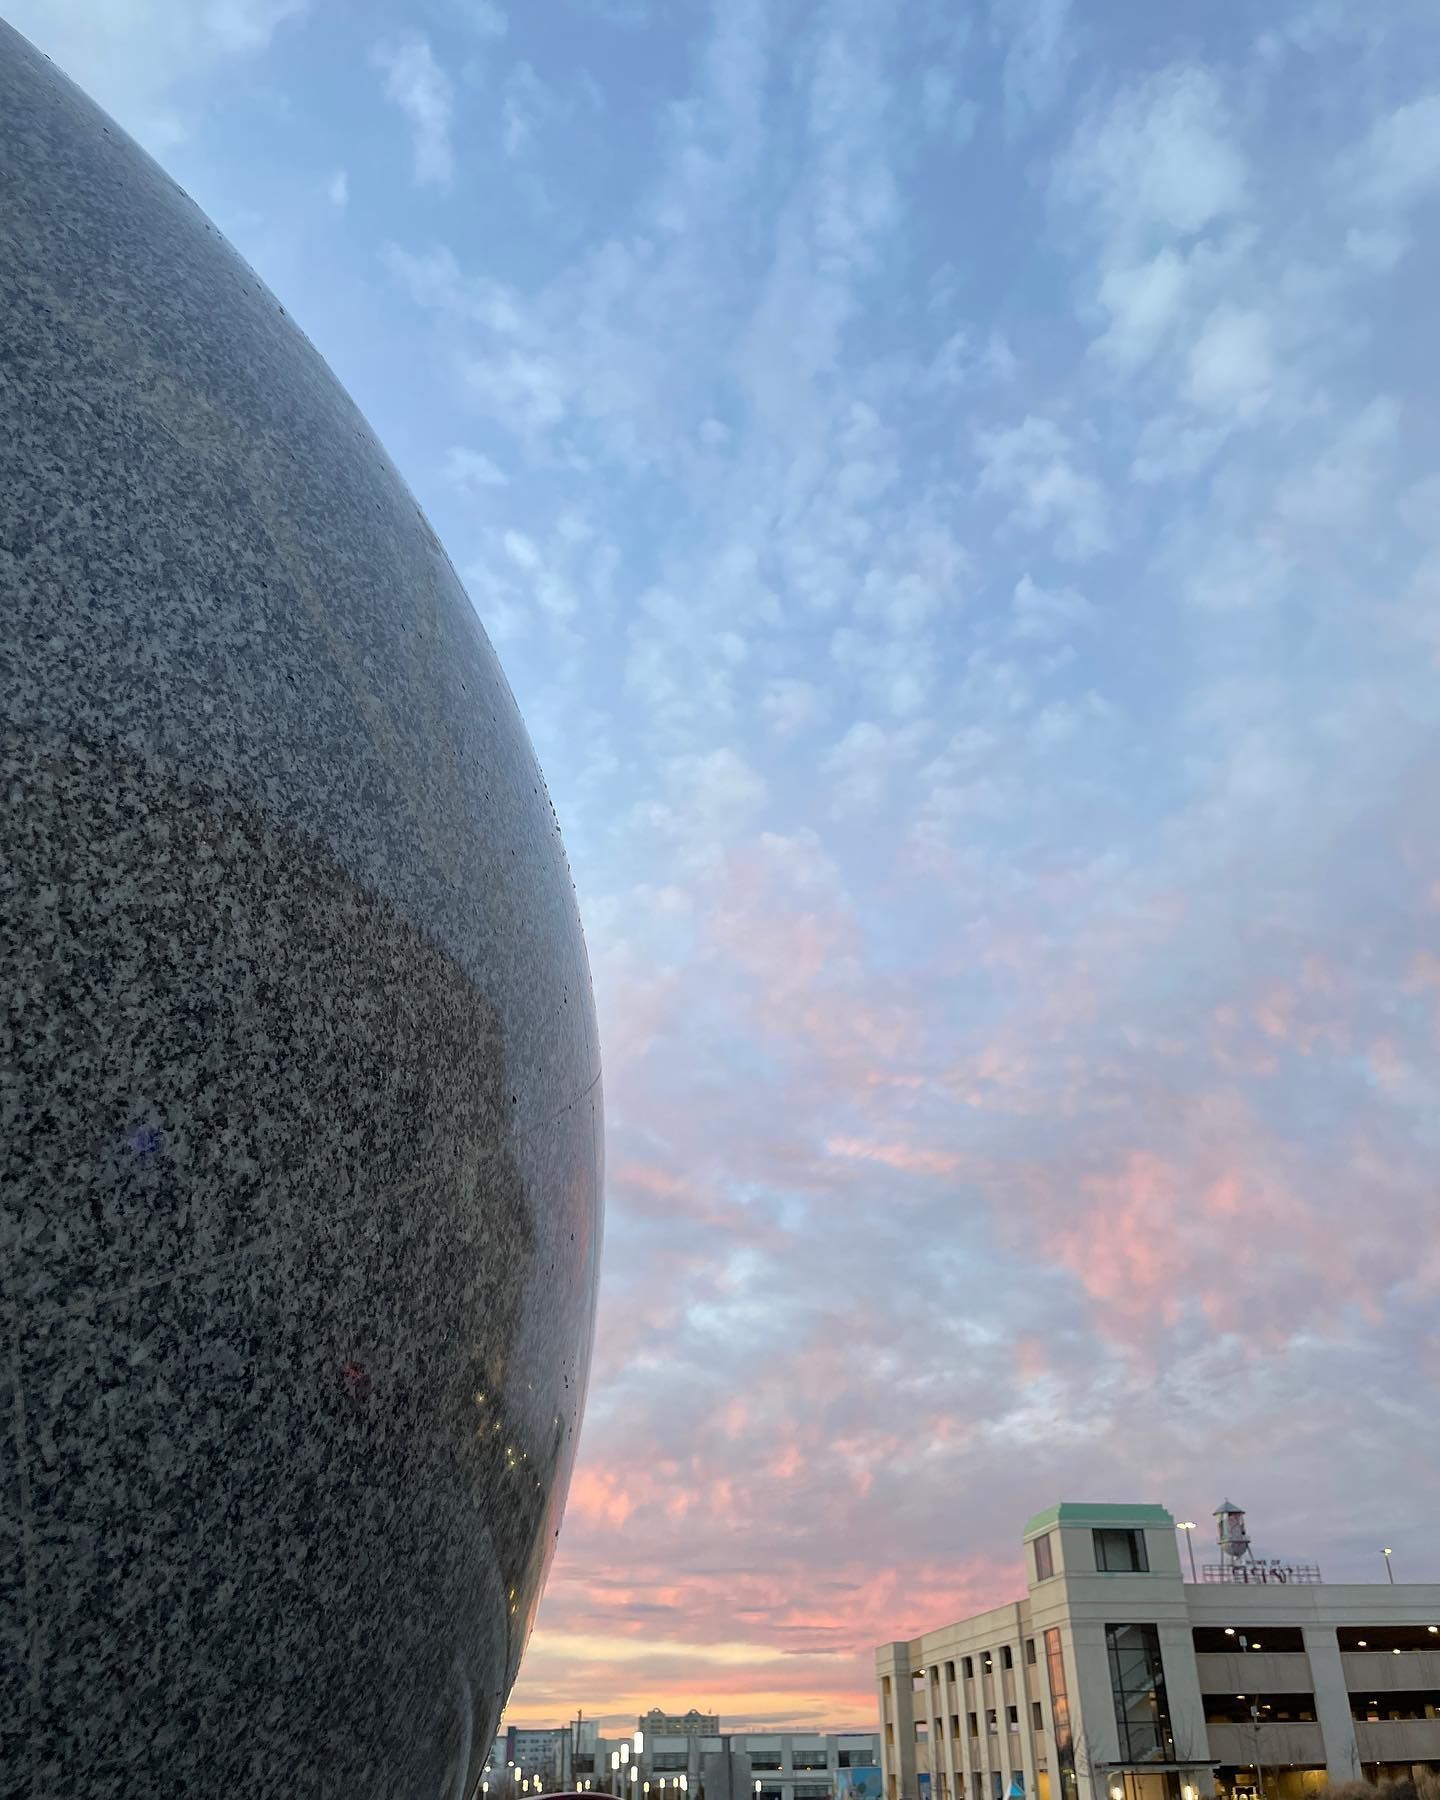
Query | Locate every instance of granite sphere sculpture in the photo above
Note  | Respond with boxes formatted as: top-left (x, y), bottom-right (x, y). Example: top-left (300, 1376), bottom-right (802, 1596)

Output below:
top-left (0, 22), bottom-right (601, 1798)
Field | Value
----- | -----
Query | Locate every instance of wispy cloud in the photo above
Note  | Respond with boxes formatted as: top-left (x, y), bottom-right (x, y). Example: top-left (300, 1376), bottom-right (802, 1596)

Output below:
top-left (372, 32), bottom-right (456, 187)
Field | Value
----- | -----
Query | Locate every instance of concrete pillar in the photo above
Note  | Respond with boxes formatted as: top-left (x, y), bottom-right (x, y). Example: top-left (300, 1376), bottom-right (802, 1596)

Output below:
top-left (1303, 1626), bottom-right (1361, 1785)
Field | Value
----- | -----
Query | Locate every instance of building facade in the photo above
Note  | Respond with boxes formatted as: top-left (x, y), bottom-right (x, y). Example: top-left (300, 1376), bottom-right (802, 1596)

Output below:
top-left (875, 1503), bottom-right (1440, 1800)
top-left (489, 1726), bottom-right (579, 1788)
top-left (641, 1711), bottom-right (723, 1738)
top-left (581, 1725), bottom-right (881, 1800)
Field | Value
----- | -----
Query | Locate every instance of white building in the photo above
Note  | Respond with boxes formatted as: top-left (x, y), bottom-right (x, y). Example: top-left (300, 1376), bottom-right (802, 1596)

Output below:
top-left (875, 1502), bottom-right (1440, 1800)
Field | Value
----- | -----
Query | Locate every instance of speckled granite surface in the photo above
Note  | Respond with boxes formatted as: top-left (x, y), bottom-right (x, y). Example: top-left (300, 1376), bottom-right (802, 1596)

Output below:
top-left (0, 21), bottom-right (602, 1798)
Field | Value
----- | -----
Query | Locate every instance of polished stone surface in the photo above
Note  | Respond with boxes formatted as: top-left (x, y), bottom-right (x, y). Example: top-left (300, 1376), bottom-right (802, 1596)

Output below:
top-left (0, 21), bottom-right (602, 1797)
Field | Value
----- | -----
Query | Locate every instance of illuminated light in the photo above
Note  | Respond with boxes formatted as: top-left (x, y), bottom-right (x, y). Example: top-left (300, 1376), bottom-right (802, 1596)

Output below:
top-left (1394, 1648), bottom-right (1402, 1655)
top-left (631, 1772), bottom-right (638, 1785)
top-left (1225, 1628), bottom-right (1236, 1637)
top-left (635, 1733), bottom-right (645, 1754)
top-left (1358, 1641), bottom-right (1368, 1648)
top-left (612, 1756), bottom-right (621, 1772)
top-left (1252, 1642), bottom-right (1262, 1649)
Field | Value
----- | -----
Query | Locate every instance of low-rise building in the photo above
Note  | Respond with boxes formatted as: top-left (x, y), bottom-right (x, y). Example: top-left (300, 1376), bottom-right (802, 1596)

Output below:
top-left (589, 1724), bottom-right (881, 1800)
top-left (875, 1502), bottom-right (1440, 1800)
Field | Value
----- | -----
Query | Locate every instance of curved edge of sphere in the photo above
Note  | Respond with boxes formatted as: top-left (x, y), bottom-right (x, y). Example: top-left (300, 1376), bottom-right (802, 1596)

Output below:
top-left (0, 21), bottom-right (602, 1798)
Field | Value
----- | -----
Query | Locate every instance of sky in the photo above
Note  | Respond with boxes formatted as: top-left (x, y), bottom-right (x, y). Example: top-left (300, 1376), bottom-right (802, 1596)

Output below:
top-left (16, 0), bottom-right (1440, 1737)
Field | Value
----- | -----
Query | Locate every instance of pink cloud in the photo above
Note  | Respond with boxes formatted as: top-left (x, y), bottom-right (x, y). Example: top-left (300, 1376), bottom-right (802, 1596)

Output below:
top-left (825, 1135), bottom-right (964, 1175)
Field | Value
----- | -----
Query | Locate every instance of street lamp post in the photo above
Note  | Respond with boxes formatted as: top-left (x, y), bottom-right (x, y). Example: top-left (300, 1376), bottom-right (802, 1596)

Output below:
top-left (1177, 1522), bottom-right (1199, 1583)
top-left (1383, 1548), bottom-right (1395, 1584)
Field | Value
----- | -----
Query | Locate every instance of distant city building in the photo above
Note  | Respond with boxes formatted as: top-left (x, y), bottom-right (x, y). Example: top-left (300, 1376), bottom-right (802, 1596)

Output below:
top-left (490, 1726), bottom-right (578, 1788)
top-left (875, 1501), bottom-right (1440, 1800)
top-left (556, 1720), bottom-right (879, 1800)
top-left (642, 1710), bottom-right (722, 1738)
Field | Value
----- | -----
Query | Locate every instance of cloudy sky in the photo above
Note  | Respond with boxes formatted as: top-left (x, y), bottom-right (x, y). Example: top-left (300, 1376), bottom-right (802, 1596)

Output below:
top-left (19, 0), bottom-right (1440, 1734)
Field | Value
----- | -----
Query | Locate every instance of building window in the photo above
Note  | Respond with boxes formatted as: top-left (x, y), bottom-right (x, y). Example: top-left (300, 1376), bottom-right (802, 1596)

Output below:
top-left (1025, 1640), bottom-right (1037, 1666)
top-left (1033, 1533), bottom-right (1055, 1581)
top-left (1105, 1622), bottom-right (1175, 1762)
top-left (968, 1714), bottom-right (978, 1738)
top-left (1006, 1707), bottom-right (1019, 1732)
top-left (915, 1724), bottom-right (928, 1743)
top-left (946, 1662), bottom-right (956, 1683)
top-left (1205, 1693), bottom-right (1317, 1724)
top-left (986, 1711), bottom-right (998, 1735)
top-left (1044, 1628), bottom-right (1076, 1800)
top-left (932, 1666), bottom-right (942, 1685)
top-left (913, 1672), bottom-right (927, 1692)
top-left (962, 1657), bottom-right (974, 1679)
top-left (884, 1677), bottom-right (893, 1698)
top-left (951, 1716), bottom-right (961, 1738)
top-left (1191, 1625), bottom-right (1307, 1653)
top-left (1031, 1702), bottom-right (1044, 1731)
top-left (983, 1654), bottom-right (994, 1674)
top-left (1001, 1647), bottom-right (1014, 1671)
top-left (1337, 1625), bottom-right (1440, 1653)
top-left (885, 1726), bottom-right (894, 1748)
top-left (1348, 1692), bottom-right (1439, 1723)
top-left (1093, 1528), bottom-right (1149, 1573)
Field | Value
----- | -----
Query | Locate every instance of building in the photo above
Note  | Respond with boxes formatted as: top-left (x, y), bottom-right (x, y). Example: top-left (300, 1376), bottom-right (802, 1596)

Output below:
top-left (875, 1501), bottom-right (1440, 1800)
top-left (489, 1726), bottom-right (579, 1789)
top-left (582, 1723), bottom-right (881, 1800)
top-left (642, 1711), bottom-right (723, 1738)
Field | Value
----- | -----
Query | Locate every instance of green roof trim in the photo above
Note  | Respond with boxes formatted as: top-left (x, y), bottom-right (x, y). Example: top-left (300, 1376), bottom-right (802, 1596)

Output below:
top-left (1023, 1502), bottom-right (1175, 1539)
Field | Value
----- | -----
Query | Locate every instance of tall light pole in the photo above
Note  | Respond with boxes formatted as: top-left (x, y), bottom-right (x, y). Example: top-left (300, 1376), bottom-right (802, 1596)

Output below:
top-left (1177, 1523), bottom-right (1199, 1583)
top-left (1383, 1548), bottom-right (1395, 1584)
